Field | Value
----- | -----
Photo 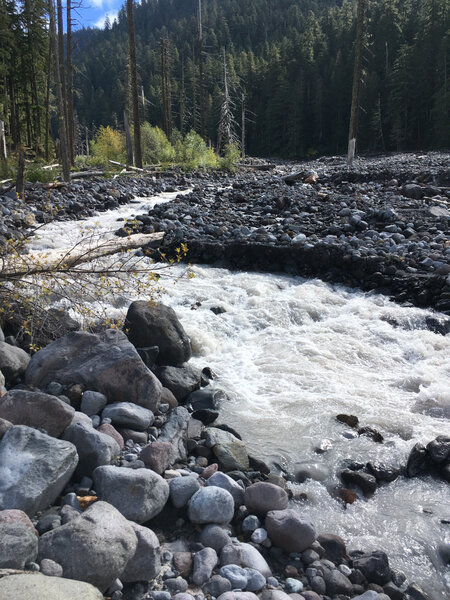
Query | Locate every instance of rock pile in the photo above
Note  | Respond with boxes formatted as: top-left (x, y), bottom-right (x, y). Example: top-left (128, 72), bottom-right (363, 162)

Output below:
top-left (0, 300), bottom-right (440, 600)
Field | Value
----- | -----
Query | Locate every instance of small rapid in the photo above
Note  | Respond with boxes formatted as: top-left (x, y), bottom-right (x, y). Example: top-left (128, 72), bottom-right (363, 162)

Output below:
top-left (32, 191), bottom-right (450, 597)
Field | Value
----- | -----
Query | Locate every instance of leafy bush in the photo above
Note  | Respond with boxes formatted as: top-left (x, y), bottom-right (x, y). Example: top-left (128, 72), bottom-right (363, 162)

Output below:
top-left (175, 130), bottom-right (219, 169)
top-left (26, 164), bottom-right (58, 183)
top-left (141, 122), bottom-right (175, 165)
top-left (90, 126), bottom-right (125, 164)
top-left (220, 142), bottom-right (241, 171)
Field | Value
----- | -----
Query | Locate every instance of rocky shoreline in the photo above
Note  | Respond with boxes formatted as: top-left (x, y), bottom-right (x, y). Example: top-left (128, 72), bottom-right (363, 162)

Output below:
top-left (0, 298), bottom-right (448, 600)
top-left (0, 152), bottom-right (449, 599)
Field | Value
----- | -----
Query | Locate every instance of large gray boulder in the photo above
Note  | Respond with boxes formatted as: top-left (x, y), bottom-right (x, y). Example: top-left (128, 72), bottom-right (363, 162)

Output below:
top-left (0, 573), bottom-right (104, 600)
top-left (121, 521), bottom-right (161, 582)
top-left (207, 471), bottom-right (245, 505)
top-left (93, 465), bottom-right (169, 523)
top-left (102, 402), bottom-right (154, 431)
top-left (265, 509), bottom-right (316, 553)
top-left (0, 426), bottom-right (78, 516)
top-left (0, 389), bottom-right (74, 437)
top-left (170, 475), bottom-right (200, 508)
top-left (38, 501), bottom-right (138, 592)
top-left (0, 522), bottom-right (38, 568)
top-left (155, 365), bottom-right (201, 402)
top-left (0, 341), bottom-right (29, 385)
top-left (205, 427), bottom-right (249, 471)
top-left (25, 329), bottom-right (162, 411)
top-left (124, 301), bottom-right (192, 366)
top-left (188, 487), bottom-right (235, 524)
top-left (62, 421), bottom-right (120, 478)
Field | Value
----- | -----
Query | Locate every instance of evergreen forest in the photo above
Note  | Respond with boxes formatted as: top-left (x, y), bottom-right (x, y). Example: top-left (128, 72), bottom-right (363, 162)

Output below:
top-left (0, 0), bottom-right (449, 162)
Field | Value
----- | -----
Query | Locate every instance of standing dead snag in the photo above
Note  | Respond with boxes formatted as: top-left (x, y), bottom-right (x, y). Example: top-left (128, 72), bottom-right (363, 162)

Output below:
top-left (126, 0), bottom-right (143, 168)
top-left (347, 0), bottom-right (366, 165)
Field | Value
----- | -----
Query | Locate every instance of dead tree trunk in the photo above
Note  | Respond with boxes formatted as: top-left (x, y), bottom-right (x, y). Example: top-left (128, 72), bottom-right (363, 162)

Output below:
top-left (126, 0), bottom-right (142, 168)
top-left (347, 0), bottom-right (366, 165)
top-left (0, 121), bottom-right (7, 166)
top-left (179, 55), bottom-right (186, 135)
top-left (16, 150), bottom-right (25, 199)
top-left (48, 0), bottom-right (70, 182)
top-left (57, 0), bottom-right (68, 144)
top-left (124, 111), bottom-right (134, 167)
top-left (44, 41), bottom-right (52, 161)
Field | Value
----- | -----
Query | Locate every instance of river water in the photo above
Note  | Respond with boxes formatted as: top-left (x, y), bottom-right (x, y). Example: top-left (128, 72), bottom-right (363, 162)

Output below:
top-left (30, 192), bottom-right (450, 597)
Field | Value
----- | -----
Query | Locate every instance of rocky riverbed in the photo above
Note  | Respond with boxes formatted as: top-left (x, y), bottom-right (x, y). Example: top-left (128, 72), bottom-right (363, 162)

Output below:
top-left (0, 298), bottom-right (448, 600)
top-left (0, 152), bottom-right (449, 599)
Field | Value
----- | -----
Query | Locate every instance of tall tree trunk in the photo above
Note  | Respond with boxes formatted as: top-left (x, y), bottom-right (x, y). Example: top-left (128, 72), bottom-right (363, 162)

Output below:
top-left (16, 150), bottom-right (25, 199)
top-left (126, 0), bottom-right (142, 168)
top-left (44, 41), bottom-right (52, 161)
top-left (67, 0), bottom-right (75, 164)
top-left (8, 78), bottom-right (20, 149)
top-left (241, 93), bottom-right (245, 158)
top-left (160, 38), bottom-right (172, 138)
top-left (180, 56), bottom-right (185, 135)
top-left (48, 0), bottom-right (70, 182)
top-left (347, 0), bottom-right (366, 165)
top-left (57, 0), bottom-right (68, 146)
top-left (124, 111), bottom-right (134, 167)
top-left (192, 43), bottom-right (197, 132)
top-left (24, 0), bottom-right (42, 152)
top-left (198, 0), bottom-right (205, 139)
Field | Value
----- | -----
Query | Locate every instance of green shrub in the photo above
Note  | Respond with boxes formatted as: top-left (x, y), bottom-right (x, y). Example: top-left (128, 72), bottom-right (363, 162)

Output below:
top-left (26, 164), bottom-right (58, 183)
top-left (220, 142), bottom-right (241, 171)
top-left (141, 122), bottom-right (175, 165)
top-left (175, 130), bottom-right (219, 169)
top-left (90, 126), bottom-right (125, 164)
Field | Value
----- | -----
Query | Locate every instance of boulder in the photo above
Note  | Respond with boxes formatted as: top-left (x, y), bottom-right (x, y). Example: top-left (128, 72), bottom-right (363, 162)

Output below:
top-left (25, 329), bottom-right (162, 411)
top-left (220, 543), bottom-right (271, 577)
top-left (244, 482), bottom-right (288, 514)
top-left (217, 592), bottom-right (259, 600)
top-left (0, 416), bottom-right (13, 439)
top-left (200, 524), bottom-right (232, 552)
top-left (159, 406), bottom-right (191, 462)
top-left (265, 509), bottom-right (316, 553)
top-left (0, 509), bottom-right (36, 532)
top-left (207, 471), bottom-right (245, 505)
top-left (124, 301), bottom-right (192, 366)
top-left (0, 389), bottom-right (74, 437)
top-left (188, 487), bottom-right (234, 524)
top-left (352, 551), bottom-right (391, 585)
top-left (38, 501), bottom-right (138, 592)
top-left (203, 575), bottom-right (232, 597)
top-left (427, 436), bottom-right (450, 463)
top-left (101, 402), bottom-right (154, 431)
top-left (317, 534), bottom-right (347, 563)
top-left (0, 573), bottom-right (104, 600)
top-left (0, 425), bottom-right (78, 516)
top-left (93, 465), bottom-right (169, 523)
top-left (341, 469), bottom-right (377, 496)
top-left (140, 441), bottom-right (173, 474)
top-left (205, 427), bottom-right (249, 471)
top-left (121, 521), bottom-right (161, 582)
top-left (0, 341), bottom-right (29, 385)
top-left (97, 423), bottom-right (124, 449)
top-left (62, 421), bottom-right (120, 478)
top-left (155, 365), bottom-right (201, 402)
top-left (219, 564), bottom-right (248, 589)
top-left (0, 522), bottom-right (38, 568)
top-left (170, 475), bottom-right (200, 508)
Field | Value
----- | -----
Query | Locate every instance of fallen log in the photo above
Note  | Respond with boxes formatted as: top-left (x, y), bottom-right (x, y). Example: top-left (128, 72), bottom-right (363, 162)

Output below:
top-left (0, 232), bottom-right (164, 280)
top-left (70, 170), bottom-right (105, 179)
top-left (109, 160), bottom-right (144, 172)
top-left (239, 163), bottom-right (276, 171)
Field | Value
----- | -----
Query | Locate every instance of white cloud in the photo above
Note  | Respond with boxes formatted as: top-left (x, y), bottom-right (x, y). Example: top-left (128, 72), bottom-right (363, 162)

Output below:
top-left (92, 0), bottom-right (115, 9)
top-left (94, 10), bottom-right (118, 28)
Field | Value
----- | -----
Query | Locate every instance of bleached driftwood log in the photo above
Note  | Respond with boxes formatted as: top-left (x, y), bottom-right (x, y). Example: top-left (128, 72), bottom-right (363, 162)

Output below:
top-left (0, 232), bottom-right (164, 280)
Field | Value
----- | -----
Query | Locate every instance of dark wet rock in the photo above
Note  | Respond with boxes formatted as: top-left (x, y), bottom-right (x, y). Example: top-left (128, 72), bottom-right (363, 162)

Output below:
top-left (124, 301), bottom-right (192, 366)
top-left (265, 509), bottom-right (316, 553)
top-left (0, 389), bottom-right (74, 437)
top-left (336, 414), bottom-right (359, 428)
top-left (38, 501), bottom-right (138, 592)
top-left (352, 550), bottom-right (391, 585)
top-left (323, 567), bottom-right (353, 595)
top-left (317, 534), bottom-right (347, 563)
top-left (341, 469), bottom-right (377, 496)
top-left (93, 465), bottom-right (169, 523)
top-left (187, 387), bottom-right (227, 411)
top-left (406, 443), bottom-right (432, 477)
top-left (404, 583), bottom-right (430, 600)
top-left (25, 329), bottom-right (162, 411)
top-left (426, 436), bottom-right (450, 463)
top-left (0, 426), bottom-right (78, 516)
top-left (366, 462), bottom-right (400, 483)
top-left (358, 426), bottom-right (384, 443)
top-left (155, 365), bottom-right (201, 402)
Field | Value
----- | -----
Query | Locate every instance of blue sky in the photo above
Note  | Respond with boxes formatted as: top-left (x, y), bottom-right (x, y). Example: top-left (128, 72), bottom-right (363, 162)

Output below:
top-left (72, 0), bottom-right (123, 30)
